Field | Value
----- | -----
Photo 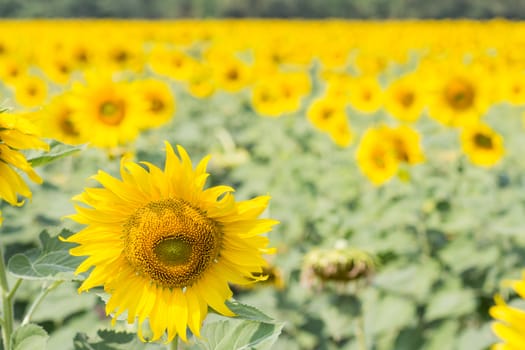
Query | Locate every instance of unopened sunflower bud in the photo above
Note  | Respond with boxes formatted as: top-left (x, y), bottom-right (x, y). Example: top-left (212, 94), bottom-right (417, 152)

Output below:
top-left (301, 246), bottom-right (376, 288)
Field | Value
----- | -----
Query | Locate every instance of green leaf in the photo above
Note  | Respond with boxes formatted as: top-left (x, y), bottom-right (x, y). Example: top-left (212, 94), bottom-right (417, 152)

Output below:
top-left (194, 318), bottom-right (284, 350)
top-left (73, 330), bottom-right (145, 350)
top-left (11, 324), bottom-right (48, 350)
top-left (373, 260), bottom-right (441, 302)
top-left (28, 140), bottom-right (85, 167)
top-left (225, 300), bottom-right (274, 323)
top-left (425, 288), bottom-right (477, 322)
top-left (438, 236), bottom-right (499, 273)
top-left (7, 229), bottom-right (85, 281)
top-left (365, 293), bottom-right (416, 336)
top-left (425, 320), bottom-right (458, 350)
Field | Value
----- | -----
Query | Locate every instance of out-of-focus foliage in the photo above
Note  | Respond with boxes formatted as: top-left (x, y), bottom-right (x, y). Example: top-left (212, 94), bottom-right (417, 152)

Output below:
top-left (1, 19), bottom-right (525, 349)
top-left (2, 0), bottom-right (525, 19)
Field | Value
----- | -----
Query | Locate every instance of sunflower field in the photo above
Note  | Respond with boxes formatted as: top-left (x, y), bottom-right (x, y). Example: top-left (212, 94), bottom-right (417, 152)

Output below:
top-left (1, 19), bottom-right (525, 350)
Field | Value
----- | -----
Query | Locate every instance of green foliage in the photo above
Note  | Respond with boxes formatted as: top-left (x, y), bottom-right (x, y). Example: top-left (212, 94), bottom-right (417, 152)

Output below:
top-left (225, 300), bottom-right (275, 323)
top-left (7, 229), bottom-right (84, 281)
top-left (192, 319), bottom-right (283, 350)
top-left (0, 0), bottom-right (524, 19)
top-left (10, 324), bottom-right (48, 350)
top-left (27, 141), bottom-right (85, 168)
top-left (73, 330), bottom-right (146, 350)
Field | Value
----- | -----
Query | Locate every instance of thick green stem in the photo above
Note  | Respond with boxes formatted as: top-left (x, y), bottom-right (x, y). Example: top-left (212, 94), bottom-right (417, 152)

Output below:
top-left (0, 245), bottom-right (13, 350)
top-left (21, 281), bottom-right (62, 326)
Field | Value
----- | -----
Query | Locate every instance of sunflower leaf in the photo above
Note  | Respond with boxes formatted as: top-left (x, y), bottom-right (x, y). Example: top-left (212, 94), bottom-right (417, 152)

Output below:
top-left (11, 323), bottom-right (48, 350)
top-left (72, 330), bottom-right (147, 350)
top-left (193, 318), bottom-right (284, 350)
top-left (27, 139), bottom-right (85, 167)
top-left (225, 300), bottom-right (274, 323)
top-left (7, 229), bottom-right (85, 281)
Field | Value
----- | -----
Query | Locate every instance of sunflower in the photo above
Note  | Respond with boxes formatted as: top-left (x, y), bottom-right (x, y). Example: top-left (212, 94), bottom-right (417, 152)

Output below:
top-left (148, 46), bottom-right (197, 82)
top-left (355, 127), bottom-right (399, 186)
top-left (134, 79), bottom-right (176, 129)
top-left (0, 56), bottom-right (25, 84)
top-left (186, 63), bottom-right (215, 99)
top-left (327, 116), bottom-right (353, 148)
top-left (65, 143), bottom-right (278, 342)
top-left (426, 63), bottom-right (490, 127)
top-left (499, 68), bottom-right (525, 106)
top-left (306, 96), bottom-right (347, 132)
top-left (70, 73), bottom-right (142, 148)
top-left (384, 73), bottom-right (425, 123)
top-left (12, 74), bottom-right (49, 108)
top-left (490, 275), bottom-right (525, 349)
top-left (0, 112), bottom-right (49, 207)
top-left (460, 122), bottom-right (504, 167)
top-left (348, 75), bottom-right (384, 115)
top-left (39, 93), bottom-right (83, 145)
top-left (252, 71), bottom-right (310, 118)
top-left (384, 125), bottom-right (425, 165)
top-left (213, 57), bottom-right (252, 93)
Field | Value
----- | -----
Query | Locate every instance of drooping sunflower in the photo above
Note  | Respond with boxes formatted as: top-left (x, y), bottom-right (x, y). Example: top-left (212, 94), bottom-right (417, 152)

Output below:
top-left (490, 275), bottom-right (525, 349)
top-left (65, 143), bottom-right (278, 342)
top-left (0, 112), bottom-right (49, 208)
top-left (460, 122), bottom-right (504, 167)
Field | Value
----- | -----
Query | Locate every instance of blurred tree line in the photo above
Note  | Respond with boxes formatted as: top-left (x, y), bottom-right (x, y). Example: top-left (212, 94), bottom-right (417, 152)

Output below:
top-left (0, 0), bottom-right (524, 19)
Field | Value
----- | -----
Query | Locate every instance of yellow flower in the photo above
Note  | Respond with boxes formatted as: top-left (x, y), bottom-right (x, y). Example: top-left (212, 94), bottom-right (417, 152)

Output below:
top-left (134, 79), bottom-right (176, 129)
top-left (213, 57), bottom-right (252, 93)
top-left (384, 73), bottom-right (425, 123)
top-left (327, 116), bottom-right (353, 148)
top-left (39, 93), bottom-right (83, 145)
top-left (356, 125), bottom-right (424, 185)
top-left (426, 63), bottom-right (490, 127)
top-left (385, 125), bottom-right (425, 165)
top-left (356, 127), bottom-right (399, 186)
top-left (186, 63), bottom-right (215, 99)
top-left (12, 74), bottom-right (49, 108)
top-left (499, 68), bottom-right (525, 106)
top-left (0, 56), bottom-right (25, 84)
top-left (0, 112), bottom-right (49, 207)
top-left (148, 46), bottom-right (197, 82)
top-left (348, 76), bottom-right (384, 114)
top-left (70, 73), bottom-right (142, 148)
top-left (490, 276), bottom-right (525, 349)
top-left (65, 143), bottom-right (278, 342)
top-left (306, 96), bottom-right (347, 132)
top-left (251, 72), bottom-right (309, 117)
top-left (460, 122), bottom-right (504, 167)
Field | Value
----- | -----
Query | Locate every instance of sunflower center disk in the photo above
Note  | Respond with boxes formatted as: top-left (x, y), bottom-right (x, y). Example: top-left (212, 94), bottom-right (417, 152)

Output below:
top-left (98, 100), bottom-right (125, 126)
top-left (123, 198), bottom-right (222, 288)
top-left (445, 79), bottom-right (475, 110)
